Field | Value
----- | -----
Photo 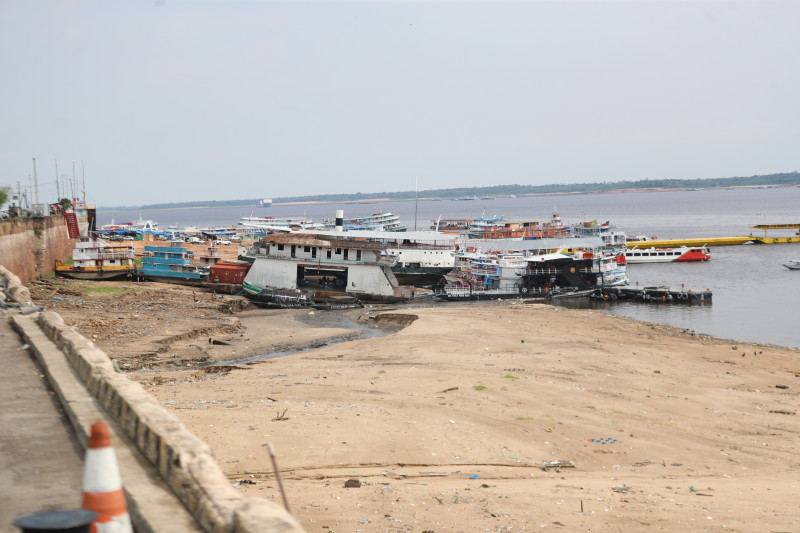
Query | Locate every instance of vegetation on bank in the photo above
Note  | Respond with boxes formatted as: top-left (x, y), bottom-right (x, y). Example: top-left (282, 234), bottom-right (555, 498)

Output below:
top-left (100, 171), bottom-right (800, 210)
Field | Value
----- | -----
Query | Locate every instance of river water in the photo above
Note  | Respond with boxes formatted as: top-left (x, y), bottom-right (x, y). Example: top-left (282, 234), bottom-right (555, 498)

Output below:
top-left (98, 187), bottom-right (800, 349)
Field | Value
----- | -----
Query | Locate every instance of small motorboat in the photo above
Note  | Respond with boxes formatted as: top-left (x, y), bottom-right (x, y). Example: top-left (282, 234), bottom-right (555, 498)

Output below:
top-left (783, 260), bottom-right (800, 270)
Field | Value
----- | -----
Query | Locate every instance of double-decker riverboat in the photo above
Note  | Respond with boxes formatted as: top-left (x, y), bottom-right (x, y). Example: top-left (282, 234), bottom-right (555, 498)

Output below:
top-left (624, 246), bottom-right (711, 263)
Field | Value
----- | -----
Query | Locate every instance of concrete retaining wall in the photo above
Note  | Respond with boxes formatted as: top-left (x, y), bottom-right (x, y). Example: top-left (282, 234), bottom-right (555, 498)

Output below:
top-left (0, 268), bottom-right (304, 533)
top-left (0, 216), bottom-right (80, 283)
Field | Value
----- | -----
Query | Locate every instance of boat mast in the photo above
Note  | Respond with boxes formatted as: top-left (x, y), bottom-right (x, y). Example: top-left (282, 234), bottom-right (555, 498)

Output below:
top-left (414, 177), bottom-right (418, 231)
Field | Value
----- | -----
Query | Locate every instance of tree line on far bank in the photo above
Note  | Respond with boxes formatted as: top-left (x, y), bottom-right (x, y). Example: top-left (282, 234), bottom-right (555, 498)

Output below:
top-left (83, 171), bottom-right (800, 210)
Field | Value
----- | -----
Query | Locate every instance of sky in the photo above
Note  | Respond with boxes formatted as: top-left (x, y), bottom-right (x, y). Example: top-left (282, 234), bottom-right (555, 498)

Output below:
top-left (1, 0), bottom-right (798, 207)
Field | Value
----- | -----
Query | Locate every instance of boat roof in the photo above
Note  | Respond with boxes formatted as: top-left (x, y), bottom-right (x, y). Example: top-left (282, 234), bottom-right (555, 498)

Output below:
top-left (290, 228), bottom-right (460, 244)
top-left (260, 233), bottom-right (387, 250)
top-left (465, 236), bottom-right (606, 252)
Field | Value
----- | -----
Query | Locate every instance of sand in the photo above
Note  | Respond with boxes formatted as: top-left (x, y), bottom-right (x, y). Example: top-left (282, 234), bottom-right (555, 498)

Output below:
top-left (107, 300), bottom-right (800, 532)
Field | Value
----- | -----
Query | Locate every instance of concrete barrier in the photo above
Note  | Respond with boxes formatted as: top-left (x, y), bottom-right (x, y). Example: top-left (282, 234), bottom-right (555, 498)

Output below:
top-left (1, 268), bottom-right (304, 533)
top-left (0, 265), bottom-right (32, 304)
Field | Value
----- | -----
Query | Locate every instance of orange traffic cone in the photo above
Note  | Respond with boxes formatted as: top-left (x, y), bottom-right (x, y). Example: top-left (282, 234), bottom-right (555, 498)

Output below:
top-left (81, 421), bottom-right (133, 533)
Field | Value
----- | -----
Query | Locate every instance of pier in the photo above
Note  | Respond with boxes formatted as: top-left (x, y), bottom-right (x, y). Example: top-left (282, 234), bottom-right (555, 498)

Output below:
top-left (592, 285), bottom-right (712, 303)
top-left (626, 223), bottom-right (800, 248)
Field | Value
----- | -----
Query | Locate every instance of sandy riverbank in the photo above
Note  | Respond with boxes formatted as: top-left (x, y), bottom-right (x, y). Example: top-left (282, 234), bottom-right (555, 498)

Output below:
top-left (30, 280), bottom-right (800, 532)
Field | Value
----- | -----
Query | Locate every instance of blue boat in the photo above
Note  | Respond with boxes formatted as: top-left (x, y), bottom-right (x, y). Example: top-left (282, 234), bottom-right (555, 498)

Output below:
top-left (138, 241), bottom-right (209, 285)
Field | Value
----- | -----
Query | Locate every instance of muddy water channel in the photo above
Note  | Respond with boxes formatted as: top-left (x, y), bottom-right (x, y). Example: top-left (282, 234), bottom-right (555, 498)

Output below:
top-left (211, 309), bottom-right (402, 366)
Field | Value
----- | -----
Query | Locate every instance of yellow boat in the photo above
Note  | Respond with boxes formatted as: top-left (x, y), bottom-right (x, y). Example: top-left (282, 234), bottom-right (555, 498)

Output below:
top-left (627, 223), bottom-right (800, 248)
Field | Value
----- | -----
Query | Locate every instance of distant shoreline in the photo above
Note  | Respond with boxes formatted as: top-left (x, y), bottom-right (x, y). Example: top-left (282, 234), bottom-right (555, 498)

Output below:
top-left (97, 183), bottom-right (798, 213)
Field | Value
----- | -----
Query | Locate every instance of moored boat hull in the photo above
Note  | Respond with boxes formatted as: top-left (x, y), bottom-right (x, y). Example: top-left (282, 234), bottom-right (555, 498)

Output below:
top-left (55, 266), bottom-right (135, 281)
top-left (625, 246), bottom-right (711, 263)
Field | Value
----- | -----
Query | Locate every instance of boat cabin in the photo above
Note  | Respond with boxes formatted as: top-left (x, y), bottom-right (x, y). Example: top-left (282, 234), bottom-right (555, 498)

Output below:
top-left (243, 233), bottom-right (400, 299)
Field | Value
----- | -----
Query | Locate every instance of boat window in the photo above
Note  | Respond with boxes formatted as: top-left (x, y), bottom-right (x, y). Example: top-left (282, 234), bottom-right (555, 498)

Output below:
top-left (344, 249), bottom-right (349, 260)
top-left (277, 244), bottom-right (284, 251)
top-left (304, 246), bottom-right (311, 253)
top-left (335, 248), bottom-right (342, 255)
top-left (312, 247), bottom-right (317, 258)
top-left (326, 249), bottom-right (332, 259)
top-left (356, 250), bottom-right (362, 261)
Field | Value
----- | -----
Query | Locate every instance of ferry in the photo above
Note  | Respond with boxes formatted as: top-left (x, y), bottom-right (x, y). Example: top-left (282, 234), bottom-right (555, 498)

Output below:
top-left (571, 219), bottom-right (628, 248)
top-left (55, 237), bottom-right (137, 280)
top-left (431, 218), bottom-right (472, 231)
top-left (238, 215), bottom-right (314, 230)
top-left (468, 212), bottom-right (570, 240)
top-left (138, 241), bottom-right (209, 285)
top-left (322, 212), bottom-right (406, 232)
top-left (241, 233), bottom-right (415, 304)
top-left (240, 226), bottom-right (459, 287)
top-left (625, 246), bottom-right (711, 263)
top-left (440, 249), bottom-right (628, 301)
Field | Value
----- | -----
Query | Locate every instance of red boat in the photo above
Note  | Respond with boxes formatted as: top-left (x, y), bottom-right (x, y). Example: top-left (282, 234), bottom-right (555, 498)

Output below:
top-left (624, 246), bottom-right (711, 263)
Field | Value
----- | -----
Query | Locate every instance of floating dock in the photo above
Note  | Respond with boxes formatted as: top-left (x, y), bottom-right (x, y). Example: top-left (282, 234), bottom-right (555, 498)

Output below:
top-left (627, 223), bottom-right (800, 248)
top-left (591, 286), bottom-right (712, 303)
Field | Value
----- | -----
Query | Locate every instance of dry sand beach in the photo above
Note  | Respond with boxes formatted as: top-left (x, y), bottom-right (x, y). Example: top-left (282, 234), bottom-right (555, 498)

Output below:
top-left (31, 276), bottom-right (800, 532)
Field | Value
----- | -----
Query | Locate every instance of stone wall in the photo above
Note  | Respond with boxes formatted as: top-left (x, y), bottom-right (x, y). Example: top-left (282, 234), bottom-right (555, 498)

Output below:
top-left (0, 215), bottom-right (82, 283)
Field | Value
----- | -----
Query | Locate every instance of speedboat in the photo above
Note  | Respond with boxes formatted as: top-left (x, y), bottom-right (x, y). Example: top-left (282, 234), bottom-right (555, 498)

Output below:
top-left (783, 260), bottom-right (800, 270)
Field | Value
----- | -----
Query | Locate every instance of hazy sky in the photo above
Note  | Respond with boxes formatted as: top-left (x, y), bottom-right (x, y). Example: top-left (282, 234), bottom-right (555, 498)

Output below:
top-left (1, 1), bottom-right (798, 207)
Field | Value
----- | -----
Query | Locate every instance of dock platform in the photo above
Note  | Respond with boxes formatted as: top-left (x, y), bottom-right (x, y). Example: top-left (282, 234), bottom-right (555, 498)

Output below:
top-left (627, 223), bottom-right (800, 248)
top-left (591, 286), bottom-right (712, 303)
top-left (627, 235), bottom-right (800, 248)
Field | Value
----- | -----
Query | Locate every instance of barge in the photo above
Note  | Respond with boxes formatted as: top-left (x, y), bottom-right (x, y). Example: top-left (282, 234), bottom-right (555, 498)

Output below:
top-left (591, 285), bottom-right (712, 303)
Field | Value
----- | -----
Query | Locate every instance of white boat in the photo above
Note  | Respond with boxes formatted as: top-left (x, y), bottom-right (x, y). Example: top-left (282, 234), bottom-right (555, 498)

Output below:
top-left (625, 246), bottom-right (711, 263)
top-left (571, 219), bottom-right (628, 248)
top-left (241, 233), bottom-right (411, 303)
top-left (238, 215), bottom-right (314, 230)
top-left (783, 260), bottom-right (800, 270)
top-left (55, 237), bottom-right (137, 280)
top-left (322, 212), bottom-right (406, 232)
top-left (441, 249), bottom-right (628, 300)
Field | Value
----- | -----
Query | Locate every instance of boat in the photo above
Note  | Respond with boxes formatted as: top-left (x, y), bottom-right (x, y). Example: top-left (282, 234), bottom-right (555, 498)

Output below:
top-left (132, 216), bottom-right (159, 233)
top-left (571, 219), bottom-right (628, 248)
top-left (591, 285), bottom-right (712, 303)
top-left (240, 226), bottom-right (459, 288)
top-left (783, 260), bottom-right (800, 270)
top-left (238, 215), bottom-right (314, 230)
top-left (311, 295), bottom-right (364, 310)
top-left (625, 246), bottom-right (711, 263)
top-left (241, 233), bottom-right (413, 303)
top-left (55, 236), bottom-right (137, 280)
top-left (138, 241), bottom-right (209, 285)
top-left (258, 198), bottom-right (272, 207)
top-left (384, 243), bottom-right (455, 286)
top-left (208, 260), bottom-right (251, 284)
top-left (321, 212), bottom-right (407, 232)
top-left (430, 218), bottom-right (472, 231)
top-left (249, 287), bottom-right (314, 308)
top-left (468, 212), bottom-right (570, 240)
top-left (439, 249), bottom-right (628, 301)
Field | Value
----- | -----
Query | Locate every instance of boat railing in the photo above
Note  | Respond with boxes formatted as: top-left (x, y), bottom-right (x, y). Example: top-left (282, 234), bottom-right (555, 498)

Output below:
top-left (526, 267), bottom-right (559, 275)
top-left (468, 265), bottom-right (498, 276)
top-left (262, 255), bottom-right (394, 267)
top-left (75, 251), bottom-right (136, 261)
top-left (444, 286), bottom-right (473, 296)
top-left (388, 243), bottom-right (455, 250)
